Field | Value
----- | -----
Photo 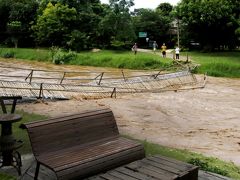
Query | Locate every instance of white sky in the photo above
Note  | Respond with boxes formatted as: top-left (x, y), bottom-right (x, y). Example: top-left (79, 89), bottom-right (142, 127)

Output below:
top-left (100, 0), bottom-right (180, 9)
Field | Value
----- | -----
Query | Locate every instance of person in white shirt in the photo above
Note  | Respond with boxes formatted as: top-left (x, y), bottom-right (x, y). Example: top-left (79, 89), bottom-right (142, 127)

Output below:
top-left (132, 43), bottom-right (138, 55)
top-left (175, 46), bottom-right (180, 60)
top-left (152, 41), bottom-right (158, 53)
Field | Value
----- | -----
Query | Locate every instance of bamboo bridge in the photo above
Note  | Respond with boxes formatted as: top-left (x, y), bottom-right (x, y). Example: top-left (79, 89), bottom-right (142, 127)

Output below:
top-left (0, 65), bottom-right (206, 100)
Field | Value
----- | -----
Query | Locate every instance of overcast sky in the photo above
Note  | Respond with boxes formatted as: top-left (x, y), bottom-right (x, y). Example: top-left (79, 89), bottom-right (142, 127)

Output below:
top-left (100, 0), bottom-right (180, 9)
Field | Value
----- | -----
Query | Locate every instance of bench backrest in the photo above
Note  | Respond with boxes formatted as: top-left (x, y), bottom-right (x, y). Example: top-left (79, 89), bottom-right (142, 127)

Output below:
top-left (22, 108), bottom-right (119, 156)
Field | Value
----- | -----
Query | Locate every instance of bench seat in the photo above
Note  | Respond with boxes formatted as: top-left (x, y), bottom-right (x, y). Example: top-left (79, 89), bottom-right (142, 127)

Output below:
top-left (37, 137), bottom-right (144, 179)
top-left (22, 108), bottom-right (145, 180)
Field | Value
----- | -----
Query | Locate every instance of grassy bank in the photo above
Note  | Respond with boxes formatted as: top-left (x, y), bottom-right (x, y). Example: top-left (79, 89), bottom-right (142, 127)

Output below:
top-left (0, 110), bottom-right (240, 179)
top-left (0, 47), bottom-right (239, 77)
top-left (0, 48), bottom-right (172, 70)
top-left (186, 51), bottom-right (240, 78)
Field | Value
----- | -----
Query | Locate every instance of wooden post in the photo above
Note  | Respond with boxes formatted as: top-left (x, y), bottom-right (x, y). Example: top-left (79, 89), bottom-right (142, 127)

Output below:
top-left (38, 83), bottom-right (43, 99)
top-left (98, 72), bottom-right (104, 85)
top-left (25, 70), bottom-right (33, 84)
top-left (154, 71), bottom-right (161, 79)
top-left (121, 70), bottom-right (126, 82)
top-left (111, 87), bottom-right (116, 98)
top-left (0, 96), bottom-right (22, 114)
top-left (0, 98), bottom-right (7, 114)
top-left (60, 72), bottom-right (66, 84)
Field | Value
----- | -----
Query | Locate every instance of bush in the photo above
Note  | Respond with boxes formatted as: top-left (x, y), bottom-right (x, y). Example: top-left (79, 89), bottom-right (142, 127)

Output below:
top-left (52, 48), bottom-right (77, 65)
top-left (1, 51), bottom-right (15, 58)
top-left (188, 157), bottom-right (228, 176)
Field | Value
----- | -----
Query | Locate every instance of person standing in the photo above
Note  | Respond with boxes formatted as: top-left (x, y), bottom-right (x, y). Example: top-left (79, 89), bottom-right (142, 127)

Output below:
top-left (161, 43), bottom-right (167, 57)
top-left (175, 46), bottom-right (180, 60)
top-left (152, 41), bottom-right (158, 53)
top-left (132, 43), bottom-right (138, 55)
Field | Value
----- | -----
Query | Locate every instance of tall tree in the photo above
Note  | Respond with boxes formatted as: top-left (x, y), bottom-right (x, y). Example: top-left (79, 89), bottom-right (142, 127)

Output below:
top-left (133, 7), bottom-right (173, 47)
top-left (32, 2), bottom-right (77, 47)
top-left (176, 0), bottom-right (240, 50)
top-left (0, 0), bottom-right (38, 47)
top-left (99, 0), bottom-right (136, 48)
top-left (35, 0), bottom-right (104, 50)
top-left (157, 2), bottom-right (173, 16)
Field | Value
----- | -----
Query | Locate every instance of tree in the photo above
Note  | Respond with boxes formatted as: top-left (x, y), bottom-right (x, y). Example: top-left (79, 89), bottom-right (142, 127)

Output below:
top-left (176, 0), bottom-right (240, 50)
top-left (7, 21), bottom-right (21, 48)
top-left (157, 2), bottom-right (173, 16)
top-left (36, 0), bottom-right (104, 50)
top-left (0, 0), bottom-right (38, 47)
top-left (99, 0), bottom-right (136, 48)
top-left (32, 2), bottom-right (77, 47)
top-left (133, 8), bottom-right (173, 48)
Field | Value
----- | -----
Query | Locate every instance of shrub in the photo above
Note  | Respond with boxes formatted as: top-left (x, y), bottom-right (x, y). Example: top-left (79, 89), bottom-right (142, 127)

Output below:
top-left (52, 48), bottom-right (77, 65)
top-left (188, 157), bottom-right (228, 176)
top-left (2, 51), bottom-right (15, 58)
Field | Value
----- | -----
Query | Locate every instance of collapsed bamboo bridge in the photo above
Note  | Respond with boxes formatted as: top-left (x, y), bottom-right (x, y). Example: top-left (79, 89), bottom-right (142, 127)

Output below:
top-left (0, 65), bottom-right (207, 100)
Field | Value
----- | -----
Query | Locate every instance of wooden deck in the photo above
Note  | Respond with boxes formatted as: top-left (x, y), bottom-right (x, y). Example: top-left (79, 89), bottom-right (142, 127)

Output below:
top-left (0, 154), bottom-right (233, 180)
top-left (86, 155), bottom-right (198, 180)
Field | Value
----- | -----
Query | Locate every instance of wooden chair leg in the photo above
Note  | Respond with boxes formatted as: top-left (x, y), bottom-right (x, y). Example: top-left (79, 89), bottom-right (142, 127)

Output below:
top-left (34, 162), bottom-right (40, 180)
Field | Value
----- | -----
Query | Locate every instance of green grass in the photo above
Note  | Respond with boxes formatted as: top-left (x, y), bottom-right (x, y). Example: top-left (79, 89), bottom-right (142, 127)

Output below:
top-left (141, 140), bottom-right (240, 179)
top-left (1, 48), bottom-right (239, 77)
top-left (0, 173), bottom-right (16, 180)
top-left (0, 48), bottom-right (51, 62)
top-left (71, 50), bottom-right (171, 70)
top-left (185, 51), bottom-right (240, 78)
top-left (0, 48), bottom-right (172, 70)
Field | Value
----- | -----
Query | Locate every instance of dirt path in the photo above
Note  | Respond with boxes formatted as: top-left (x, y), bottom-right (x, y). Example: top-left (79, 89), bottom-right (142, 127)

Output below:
top-left (1, 58), bottom-right (240, 165)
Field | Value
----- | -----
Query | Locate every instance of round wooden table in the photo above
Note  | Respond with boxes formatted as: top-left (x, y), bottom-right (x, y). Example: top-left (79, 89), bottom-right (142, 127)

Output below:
top-left (0, 114), bottom-right (22, 174)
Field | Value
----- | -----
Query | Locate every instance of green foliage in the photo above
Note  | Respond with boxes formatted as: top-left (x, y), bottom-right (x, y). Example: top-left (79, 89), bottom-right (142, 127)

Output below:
top-left (0, 48), bottom-right (51, 61)
top-left (110, 40), bottom-right (125, 49)
top-left (7, 21), bottom-right (21, 31)
top-left (188, 157), bottom-right (228, 176)
top-left (99, 0), bottom-right (136, 48)
top-left (0, 173), bottom-right (16, 180)
top-left (156, 2), bottom-right (173, 16)
top-left (52, 48), bottom-right (77, 65)
top-left (185, 51), bottom-right (240, 78)
top-left (132, 8), bottom-right (173, 47)
top-left (69, 50), bottom-right (171, 70)
top-left (0, 0), bottom-right (38, 47)
top-left (32, 2), bottom-right (77, 46)
top-left (176, 0), bottom-right (240, 50)
top-left (1, 50), bottom-right (15, 58)
top-left (66, 30), bottom-right (88, 51)
top-left (35, 0), bottom-right (104, 50)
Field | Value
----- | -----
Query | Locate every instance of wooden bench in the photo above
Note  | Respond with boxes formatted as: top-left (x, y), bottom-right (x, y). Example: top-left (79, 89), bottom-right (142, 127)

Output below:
top-left (21, 108), bottom-right (145, 180)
